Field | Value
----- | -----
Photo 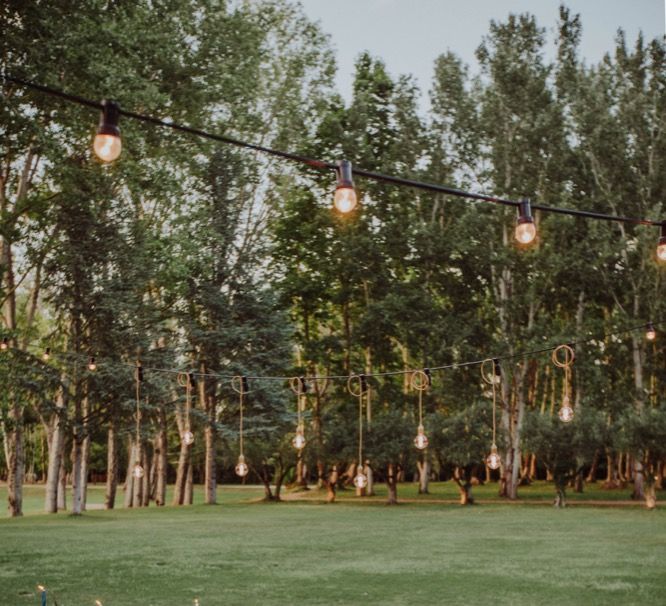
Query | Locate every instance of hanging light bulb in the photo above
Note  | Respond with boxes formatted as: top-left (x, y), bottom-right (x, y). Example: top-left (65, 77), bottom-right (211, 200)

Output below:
top-left (235, 454), bottom-right (249, 477)
top-left (515, 198), bottom-right (536, 245)
top-left (413, 424), bottom-right (429, 450)
top-left (132, 463), bottom-right (144, 479)
top-left (333, 160), bottom-right (357, 213)
top-left (292, 427), bottom-right (306, 450)
top-left (42, 347), bottom-right (51, 362)
top-left (93, 99), bottom-right (122, 162)
top-left (182, 430), bottom-right (194, 446)
top-left (558, 395), bottom-right (574, 423)
top-left (657, 222), bottom-right (666, 262)
top-left (353, 464), bottom-right (368, 489)
top-left (486, 444), bottom-right (501, 470)
top-left (1, 337), bottom-right (8, 351)
top-left (646, 322), bottom-right (657, 341)
top-left (88, 356), bottom-right (97, 371)
top-left (95, 600), bottom-right (104, 606)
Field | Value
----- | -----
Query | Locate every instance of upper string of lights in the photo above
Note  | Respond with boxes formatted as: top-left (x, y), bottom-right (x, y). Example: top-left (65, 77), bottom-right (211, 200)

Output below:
top-left (3, 75), bottom-right (665, 257)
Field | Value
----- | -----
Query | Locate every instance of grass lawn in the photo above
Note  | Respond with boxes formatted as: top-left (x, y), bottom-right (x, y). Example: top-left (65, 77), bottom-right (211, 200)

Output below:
top-left (1, 483), bottom-right (665, 605)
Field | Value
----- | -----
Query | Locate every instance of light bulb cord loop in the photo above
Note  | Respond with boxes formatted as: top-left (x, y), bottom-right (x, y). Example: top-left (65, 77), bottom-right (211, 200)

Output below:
top-left (481, 359), bottom-right (498, 447)
top-left (232, 375), bottom-right (245, 456)
top-left (552, 344), bottom-right (574, 403)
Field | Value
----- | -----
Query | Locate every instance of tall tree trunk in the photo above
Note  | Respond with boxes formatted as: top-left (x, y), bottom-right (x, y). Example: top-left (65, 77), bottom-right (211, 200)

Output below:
top-left (80, 395), bottom-right (90, 511)
top-left (417, 457), bottom-right (430, 494)
top-left (364, 461), bottom-right (375, 496)
top-left (44, 387), bottom-right (67, 513)
top-left (105, 421), bottom-right (118, 509)
top-left (57, 458), bottom-right (67, 510)
top-left (5, 399), bottom-right (24, 517)
top-left (386, 463), bottom-right (398, 505)
top-left (200, 366), bottom-right (217, 505)
top-left (154, 408), bottom-right (167, 506)
top-left (123, 439), bottom-right (135, 508)
top-left (70, 435), bottom-right (83, 515)
top-left (172, 440), bottom-right (191, 505)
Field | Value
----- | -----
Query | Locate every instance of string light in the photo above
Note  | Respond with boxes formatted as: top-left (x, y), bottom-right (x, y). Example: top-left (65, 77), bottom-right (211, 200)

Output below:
top-left (42, 347), bottom-right (51, 361)
top-left (646, 322), bottom-right (657, 341)
top-left (132, 360), bottom-right (145, 479)
top-left (348, 374), bottom-right (368, 489)
top-left (178, 372), bottom-right (196, 446)
top-left (515, 198), bottom-right (536, 245)
top-left (93, 99), bottom-right (122, 162)
top-left (333, 160), bottom-right (357, 214)
top-left (1, 337), bottom-right (8, 351)
top-left (552, 345), bottom-right (575, 423)
top-left (482, 358), bottom-right (502, 470)
top-left (290, 376), bottom-right (307, 450)
top-left (233, 375), bottom-right (249, 477)
top-left (410, 370), bottom-right (429, 450)
top-left (657, 223), bottom-right (666, 262)
top-left (87, 356), bottom-right (97, 371)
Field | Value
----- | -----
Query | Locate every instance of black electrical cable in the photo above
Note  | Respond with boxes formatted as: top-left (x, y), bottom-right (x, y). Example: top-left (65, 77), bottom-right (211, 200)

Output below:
top-left (3, 74), bottom-right (662, 228)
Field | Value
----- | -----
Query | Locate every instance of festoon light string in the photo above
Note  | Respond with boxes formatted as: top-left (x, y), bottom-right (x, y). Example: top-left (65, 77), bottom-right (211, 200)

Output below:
top-left (3, 74), bottom-right (666, 257)
top-left (552, 345), bottom-right (575, 423)
top-left (290, 376), bottom-right (307, 450)
top-left (177, 372), bottom-right (196, 446)
top-left (348, 374), bottom-right (369, 489)
top-left (231, 375), bottom-right (250, 477)
top-left (481, 358), bottom-right (502, 470)
top-left (132, 360), bottom-right (145, 479)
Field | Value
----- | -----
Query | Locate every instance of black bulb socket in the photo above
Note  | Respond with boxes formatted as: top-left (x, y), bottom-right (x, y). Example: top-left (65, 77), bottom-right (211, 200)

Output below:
top-left (97, 100), bottom-right (121, 137)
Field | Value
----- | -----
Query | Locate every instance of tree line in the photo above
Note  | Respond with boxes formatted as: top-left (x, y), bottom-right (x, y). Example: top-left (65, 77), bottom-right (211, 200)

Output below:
top-left (1, 1), bottom-right (664, 517)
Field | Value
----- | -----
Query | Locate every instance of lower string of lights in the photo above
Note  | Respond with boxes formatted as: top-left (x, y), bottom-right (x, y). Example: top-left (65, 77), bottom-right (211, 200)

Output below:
top-left (1, 320), bottom-right (662, 477)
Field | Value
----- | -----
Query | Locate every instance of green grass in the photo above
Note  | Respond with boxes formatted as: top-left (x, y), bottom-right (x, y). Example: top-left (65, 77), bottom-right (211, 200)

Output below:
top-left (1, 483), bottom-right (665, 605)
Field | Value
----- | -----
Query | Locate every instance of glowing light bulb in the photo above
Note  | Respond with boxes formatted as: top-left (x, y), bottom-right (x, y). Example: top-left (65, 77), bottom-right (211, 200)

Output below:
top-left (515, 199), bottom-right (536, 245)
top-left (132, 463), bottom-right (144, 479)
top-left (42, 348), bottom-right (51, 361)
top-left (95, 600), bottom-right (104, 606)
top-left (333, 160), bottom-right (357, 213)
top-left (334, 187), bottom-right (357, 214)
top-left (353, 465), bottom-right (367, 489)
top-left (646, 323), bottom-right (657, 341)
top-left (94, 134), bottom-right (122, 162)
top-left (292, 430), bottom-right (306, 450)
top-left (657, 224), bottom-right (666, 261)
top-left (658, 243), bottom-right (666, 262)
top-left (486, 444), bottom-right (501, 470)
top-left (413, 425), bottom-right (429, 450)
top-left (558, 396), bottom-right (574, 423)
top-left (88, 356), bottom-right (97, 371)
top-left (94, 100), bottom-right (122, 162)
top-left (1, 337), bottom-right (8, 351)
top-left (182, 431), bottom-right (194, 445)
top-left (235, 454), bottom-right (249, 477)
top-left (515, 221), bottom-right (536, 244)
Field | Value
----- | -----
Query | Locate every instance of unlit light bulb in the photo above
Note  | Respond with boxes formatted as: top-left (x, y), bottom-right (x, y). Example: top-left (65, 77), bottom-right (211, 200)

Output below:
top-left (182, 431), bottom-right (194, 446)
top-left (235, 454), bottom-right (249, 477)
top-left (42, 348), bottom-right (51, 361)
top-left (646, 324), bottom-right (657, 341)
top-left (486, 444), bottom-right (501, 470)
top-left (132, 463), bottom-right (144, 479)
top-left (353, 465), bottom-right (368, 489)
top-left (88, 357), bottom-right (97, 371)
top-left (413, 425), bottom-right (429, 450)
top-left (1, 338), bottom-right (8, 351)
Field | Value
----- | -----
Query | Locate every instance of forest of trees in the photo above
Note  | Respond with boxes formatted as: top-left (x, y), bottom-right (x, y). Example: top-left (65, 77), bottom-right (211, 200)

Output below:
top-left (1, 1), bottom-right (665, 517)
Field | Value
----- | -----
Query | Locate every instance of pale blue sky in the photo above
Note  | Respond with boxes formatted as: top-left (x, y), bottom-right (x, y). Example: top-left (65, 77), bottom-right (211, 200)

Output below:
top-left (298, 0), bottom-right (665, 106)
